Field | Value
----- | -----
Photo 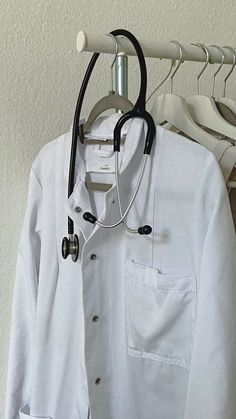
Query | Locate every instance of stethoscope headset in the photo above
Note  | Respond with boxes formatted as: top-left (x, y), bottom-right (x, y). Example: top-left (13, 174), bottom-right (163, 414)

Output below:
top-left (62, 29), bottom-right (156, 262)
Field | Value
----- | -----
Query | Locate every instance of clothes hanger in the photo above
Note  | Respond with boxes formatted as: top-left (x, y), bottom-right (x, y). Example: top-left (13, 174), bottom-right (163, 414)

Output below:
top-left (185, 43), bottom-right (236, 141)
top-left (80, 33), bottom-right (133, 137)
top-left (151, 40), bottom-right (219, 152)
top-left (209, 45), bottom-right (236, 126)
top-left (187, 43), bottom-right (236, 133)
top-left (146, 58), bottom-right (175, 106)
top-left (82, 34), bottom-right (134, 191)
top-left (216, 46), bottom-right (236, 120)
top-left (187, 44), bottom-right (236, 190)
top-left (150, 42), bottom-right (236, 189)
top-left (215, 102), bottom-right (236, 127)
top-left (184, 43), bottom-right (236, 189)
top-left (216, 47), bottom-right (236, 190)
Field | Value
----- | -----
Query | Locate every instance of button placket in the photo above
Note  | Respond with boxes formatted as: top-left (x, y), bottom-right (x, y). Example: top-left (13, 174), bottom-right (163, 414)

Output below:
top-left (88, 253), bottom-right (100, 350)
top-left (64, 118), bottom-right (146, 410)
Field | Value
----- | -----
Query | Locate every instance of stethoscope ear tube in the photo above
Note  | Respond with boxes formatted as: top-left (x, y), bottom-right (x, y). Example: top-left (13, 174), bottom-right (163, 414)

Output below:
top-left (62, 29), bottom-right (156, 262)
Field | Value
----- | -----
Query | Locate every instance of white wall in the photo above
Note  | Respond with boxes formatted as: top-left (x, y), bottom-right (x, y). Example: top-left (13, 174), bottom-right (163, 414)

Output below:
top-left (1, 0), bottom-right (235, 414)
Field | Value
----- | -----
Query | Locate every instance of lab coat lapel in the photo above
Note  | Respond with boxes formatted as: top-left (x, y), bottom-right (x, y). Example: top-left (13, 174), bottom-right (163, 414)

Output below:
top-left (64, 123), bottom-right (96, 241)
top-left (65, 177), bottom-right (96, 240)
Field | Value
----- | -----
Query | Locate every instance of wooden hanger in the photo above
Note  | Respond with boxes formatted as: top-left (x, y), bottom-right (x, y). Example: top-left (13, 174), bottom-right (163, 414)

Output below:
top-left (186, 95), bottom-right (236, 141)
top-left (80, 33), bottom-right (134, 191)
top-left (81, 33), bottom-right (133, 137)
top-left (186, 44), bottom-right (236, 141)
top-left (215, 46), bottom-right (236, 121)
top-left (215, 101), bottom-right (236, 127)
top-left (82, 90), bottom-right (133, 135)
top-left (151, 40), bottom-right (219, 152)
top-left (153, 93), bottom-right (219, 152)
top-left (150, 41), bottom-right (236, 189)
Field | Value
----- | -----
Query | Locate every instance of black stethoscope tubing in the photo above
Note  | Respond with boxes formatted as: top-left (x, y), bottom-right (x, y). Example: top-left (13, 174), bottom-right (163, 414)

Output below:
top-left (62, 29), bottom-right (156, 262)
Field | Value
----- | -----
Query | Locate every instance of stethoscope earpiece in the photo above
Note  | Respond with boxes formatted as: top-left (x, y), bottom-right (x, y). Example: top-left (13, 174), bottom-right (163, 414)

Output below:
top-left (83, 212), bottom-right (97, 224)
top-left (138, 225), bottom-right (152, 235)
top-left (62, 234), bottom-right (79, 262)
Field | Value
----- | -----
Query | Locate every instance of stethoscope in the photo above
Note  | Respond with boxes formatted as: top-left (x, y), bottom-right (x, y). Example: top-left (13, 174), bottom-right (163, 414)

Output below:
top-left (62, 29), bottom-right (156, 262)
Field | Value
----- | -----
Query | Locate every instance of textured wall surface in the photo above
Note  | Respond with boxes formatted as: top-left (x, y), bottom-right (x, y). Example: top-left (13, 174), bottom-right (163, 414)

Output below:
top-left (1, 0), bottom-right (235, 415)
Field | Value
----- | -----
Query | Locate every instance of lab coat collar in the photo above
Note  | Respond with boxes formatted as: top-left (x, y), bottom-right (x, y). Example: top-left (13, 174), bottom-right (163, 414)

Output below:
top-left (64, 113), bottom-right (146, 241)
top-left (64, 113), bottom-right (145, 181)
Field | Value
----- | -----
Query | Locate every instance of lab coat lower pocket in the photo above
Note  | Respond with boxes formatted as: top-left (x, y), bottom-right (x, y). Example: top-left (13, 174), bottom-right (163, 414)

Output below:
top-left (19, 403), bottom-right (53, 419)
top-left (124, 258), bottom-right (196, 370)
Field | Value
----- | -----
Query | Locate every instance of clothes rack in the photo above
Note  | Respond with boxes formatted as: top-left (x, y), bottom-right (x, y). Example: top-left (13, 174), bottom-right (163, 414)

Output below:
top-left (76, 30), bottom-right (236, 189)
top-left (76, 30), bottom-right (235, 99)
top-left (76, 31), bottom-right (235, 62)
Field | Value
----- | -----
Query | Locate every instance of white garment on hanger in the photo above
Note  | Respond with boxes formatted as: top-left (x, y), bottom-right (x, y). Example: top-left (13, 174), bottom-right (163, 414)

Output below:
top-left (5, 114), bottom-right (236, 419)
top-left (164, 122), bottom-right (236, 230)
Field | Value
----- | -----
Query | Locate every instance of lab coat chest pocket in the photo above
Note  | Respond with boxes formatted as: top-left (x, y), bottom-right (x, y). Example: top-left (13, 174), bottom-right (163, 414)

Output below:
top-left (124, 258), bottom-right (197, 370)
top-left (19, 404), bottom-right (53, 419)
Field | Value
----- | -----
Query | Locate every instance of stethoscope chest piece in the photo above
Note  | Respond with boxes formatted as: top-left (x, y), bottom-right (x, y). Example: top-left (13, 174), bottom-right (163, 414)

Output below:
top-left (62, 234), bottom-right (79, 262)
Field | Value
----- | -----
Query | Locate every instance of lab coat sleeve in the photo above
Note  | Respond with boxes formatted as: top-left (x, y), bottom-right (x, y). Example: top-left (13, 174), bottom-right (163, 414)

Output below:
top-left (184, 152), bottom-right (236, 419)
top-left (5, 165), bottom-right (42, 419)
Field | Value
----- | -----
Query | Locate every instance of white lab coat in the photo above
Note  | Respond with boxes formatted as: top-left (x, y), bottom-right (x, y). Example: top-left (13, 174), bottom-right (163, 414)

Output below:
top-left (5, 113), bottom-right (236, 419)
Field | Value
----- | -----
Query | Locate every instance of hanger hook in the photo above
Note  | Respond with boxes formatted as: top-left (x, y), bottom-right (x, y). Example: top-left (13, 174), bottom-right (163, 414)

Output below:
top-left (145, 59), bottom-right (175, 104)
top-left (106, 33), bottom-right (119, 92)
top-left (190, 43), bottom-right (210, 94)
top-left (209, 45), bottom-right (225, 97)
top-left (169, 40), bottom-right (185, 93)
top-left (222, 46), bottom-right (236, 97)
